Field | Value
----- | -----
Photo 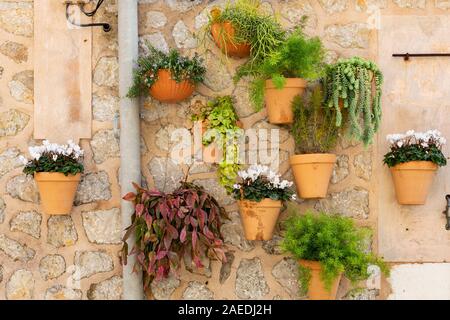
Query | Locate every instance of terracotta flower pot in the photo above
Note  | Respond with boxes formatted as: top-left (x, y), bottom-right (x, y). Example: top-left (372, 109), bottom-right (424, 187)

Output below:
top-left (290, 154), bottom-right (336, 199)
top-left (149, 69), bottom-right (195, 103)
top-left (211, 21), bottom-right (251, 58)
top-left (299, 260), bottom-right (342, 300)
top-left (265, 78), bottom-right (308, 124)
top-left (34, 172), bottom-right (81, 215)
top-left (390, 161), bottom-right (438, 205)
top-left (238, 199), bottom-right (282, 240)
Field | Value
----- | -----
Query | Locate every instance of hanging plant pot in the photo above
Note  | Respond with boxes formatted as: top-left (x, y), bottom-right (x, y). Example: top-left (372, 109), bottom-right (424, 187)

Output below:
top-left (149, 69), bottom-right (195, 103)
top-left (238, 199), bottom-right (282, 240)
top-left (210, 22), bottom-right (251, 58)
top-left (290, 154), bottom-right (336, 199)
top-left (35, 172), bottom-right (81, 215)
top-left (265, 78), bottom-right (307, 124)
top-left (390, 161), bottom-right (438, 205)
top-left (299, 260), bottom-right (342, 300)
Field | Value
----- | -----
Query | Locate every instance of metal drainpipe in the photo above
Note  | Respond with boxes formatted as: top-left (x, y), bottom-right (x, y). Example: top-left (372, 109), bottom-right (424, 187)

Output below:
top-left (118, 0), bottom-right (144, 300)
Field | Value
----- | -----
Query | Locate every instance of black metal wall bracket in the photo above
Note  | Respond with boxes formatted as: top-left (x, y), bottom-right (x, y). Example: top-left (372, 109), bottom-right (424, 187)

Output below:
top-left (65, 0), bottom-right (111, 32)
top-left (442, 195), bottom-right (450, 230)
top-left (393, 53), bottom-right (450, 61)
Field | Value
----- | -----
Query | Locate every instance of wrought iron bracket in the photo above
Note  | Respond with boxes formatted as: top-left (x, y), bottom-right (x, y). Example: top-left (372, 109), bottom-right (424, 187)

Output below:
top-left (393, 53), bottom-right (450, 61)
top-left (65, 0), bottom-right (111, 32)
top-left (442, 195), bottom-right (450, 230)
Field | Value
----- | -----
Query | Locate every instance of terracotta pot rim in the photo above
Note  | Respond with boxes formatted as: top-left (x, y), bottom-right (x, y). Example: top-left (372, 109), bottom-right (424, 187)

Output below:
top-left (155, 69), bottom-right (193, 84)
top-left (290, 153), bottom-right (337, 165)
top-left (298, 259), bottom-right (323, 270)
top-left (238, 199), bottom-right (283, 207)
top-left (390, 161), bottom-right (438, 171)
top-left (34, 172), bottom-right (81, 182)
top-left (265, 78), bottom-right (307, 89)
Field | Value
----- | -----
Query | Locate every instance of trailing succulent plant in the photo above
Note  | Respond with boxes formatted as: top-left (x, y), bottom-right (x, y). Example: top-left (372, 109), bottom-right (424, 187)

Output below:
top-left (281, 208), bottom-right (389, 294)
top-left (250, 29), bottom-right (326, 111)
top-left (127, 44), bottom-right (206, 98)
top-left (191, 96), bottom-right (242, 193)
top-left (323, 57), bottom-right (383, 146)
top-left (291, 85), bottom-right (340, 154)
top-left (121, 182), bottom-right (227, 289)
top-left (206, 0), bottom-right (285, 80)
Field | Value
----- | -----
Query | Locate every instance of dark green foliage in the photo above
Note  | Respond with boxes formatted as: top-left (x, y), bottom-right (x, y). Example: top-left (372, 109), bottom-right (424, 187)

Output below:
top-left (291, 85), bottom-right (340, 154)
top-left (281, 209), bottom-right (389, 293)
top-left (23, 154), bottom-right (83, 176)
top-left (127, 44), bottom-right (206, 98)
top-left (323, 57), bottom-right (383, 146)
top-left (232, 174), bottom-right (295, 202)
top-left (121, 182), bottom-right (227, 289)
top-left (191, 96), bottom-right (242, 193)
top-left (207, 0), bottom-right (286, 80)
top-left (250, 29), bottom-right (326, 111)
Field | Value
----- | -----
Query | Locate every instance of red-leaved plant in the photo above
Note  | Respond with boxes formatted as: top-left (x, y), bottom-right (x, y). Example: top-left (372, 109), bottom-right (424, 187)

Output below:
top-left (121, 182), bottom-right (228, 289)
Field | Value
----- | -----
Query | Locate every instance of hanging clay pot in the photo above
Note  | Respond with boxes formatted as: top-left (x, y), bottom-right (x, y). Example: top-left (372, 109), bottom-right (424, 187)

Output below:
top-left (35, 172), bottom-right (81, 215)
top-left (290, 154), bottom-right (336, 199)
top-left (390, 161), bottom-right (438, 205)
top-left (149, 69), bottom-right (195, 103)
top-left (265, 78), bottom-right (307, 124)
top-left (238, 199), bottom-right (282, 240)
top-left (211, 21), bottom-right (251, 58)
top-left (299, 259), bottom-right (342, 300)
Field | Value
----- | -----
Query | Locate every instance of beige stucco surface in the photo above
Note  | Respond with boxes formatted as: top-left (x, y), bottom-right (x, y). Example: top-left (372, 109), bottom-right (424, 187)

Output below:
top-left (376, 15), bottom-right (450, 262)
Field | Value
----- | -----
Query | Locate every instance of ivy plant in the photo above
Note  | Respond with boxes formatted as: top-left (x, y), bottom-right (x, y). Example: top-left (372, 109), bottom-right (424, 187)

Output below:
top-left (191, 96), bottom-right (242, 193)
top-left (323, 57), bottom-right (383, 146)
top-left (281, 209), bottom-right (389, 294)
top-left (127, 44), bottom-right (206, 98)
top-left (121, 182), bottom-right (228, 290)
top-left (250, 28), bottom-right (326, 111)
top-left (205, 0), bottom-right (285, 81)
top-left (291, 85), bottom-right (340, 154)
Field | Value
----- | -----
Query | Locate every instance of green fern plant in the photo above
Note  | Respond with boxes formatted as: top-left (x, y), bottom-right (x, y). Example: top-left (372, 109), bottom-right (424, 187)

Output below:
top-left (291, 85), bottom-right (340, 154)
top-left (191, 96), bottom-right (242, 193)
top-left (323, 57), bottom-right (383, 146)
top-left (250, 29), bottom-right (326, 111)
top-left (281, 208), bottom-right (390, 294)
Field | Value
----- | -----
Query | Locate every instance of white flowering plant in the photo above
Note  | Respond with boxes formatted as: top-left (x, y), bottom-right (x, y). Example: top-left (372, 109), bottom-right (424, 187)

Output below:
top-left (22, 140), bottom-right (84, 176)
top-left (383, 130), bottom-right (447, 168)
top-left (232, 165), bottom-right (296, 202)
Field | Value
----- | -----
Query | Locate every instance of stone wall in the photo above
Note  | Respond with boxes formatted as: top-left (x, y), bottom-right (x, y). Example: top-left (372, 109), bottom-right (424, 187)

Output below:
top-left (0, 0), bottom-right (449, 300)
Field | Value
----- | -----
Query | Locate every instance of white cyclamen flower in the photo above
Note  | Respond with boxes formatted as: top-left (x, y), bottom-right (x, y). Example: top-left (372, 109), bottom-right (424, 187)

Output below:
top-left (52, 155), bottom-right (58, 161)
top-left (233, 184), bottom-right (241, 190)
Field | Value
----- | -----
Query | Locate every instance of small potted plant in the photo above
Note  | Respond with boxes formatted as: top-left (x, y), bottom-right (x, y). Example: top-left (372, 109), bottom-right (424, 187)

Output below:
top-left (127, 44), bottom-right (206, 103)
top-left (232, 165), bottom-right (295, 241)
top-left (206, 0), bottom-right (285, 72)
top-left (281, 210), bottom-right (389, 300)
top-left (324, 56), bottom-right (383, 146)
top-left (191, 96), bottom-right (243, 193)
top-left (384, 130), bottom-right (447, 205)
top-left (122, 182), bottom-right (227, 292)
top-left (250, 29), bottom-right (325, 124)
top-left (290, 86), bottom-right (340, 198)
top-left (22, 140), bottom-right (84, 215)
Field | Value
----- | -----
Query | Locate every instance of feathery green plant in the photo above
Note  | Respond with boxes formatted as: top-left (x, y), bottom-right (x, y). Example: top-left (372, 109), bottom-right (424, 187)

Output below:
top-left (281, 208), bottom-right (389, 294)
top-left (323, 57), bottom-right (383, 146)
top-left (291, 85), bottom-right (339, 154)
top-left (250, 29), bottom-right (326, 111)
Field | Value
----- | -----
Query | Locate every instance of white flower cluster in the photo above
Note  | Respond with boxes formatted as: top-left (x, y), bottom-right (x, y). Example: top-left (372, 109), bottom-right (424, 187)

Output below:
top-left (386, 129), bottom-right (446, 148)
top-left (235, 165), bottom-right (294, 190)
top-left (23, 140), bottom-right (84, 163)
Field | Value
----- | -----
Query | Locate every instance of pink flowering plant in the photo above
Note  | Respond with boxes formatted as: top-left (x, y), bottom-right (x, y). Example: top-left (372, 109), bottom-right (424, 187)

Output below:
top-left (383, 130), bottom-right (447, 167)
top-left (232, 165), bottom-right (296, 202)
top-left (22, 140), bottom-right (84, 176)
